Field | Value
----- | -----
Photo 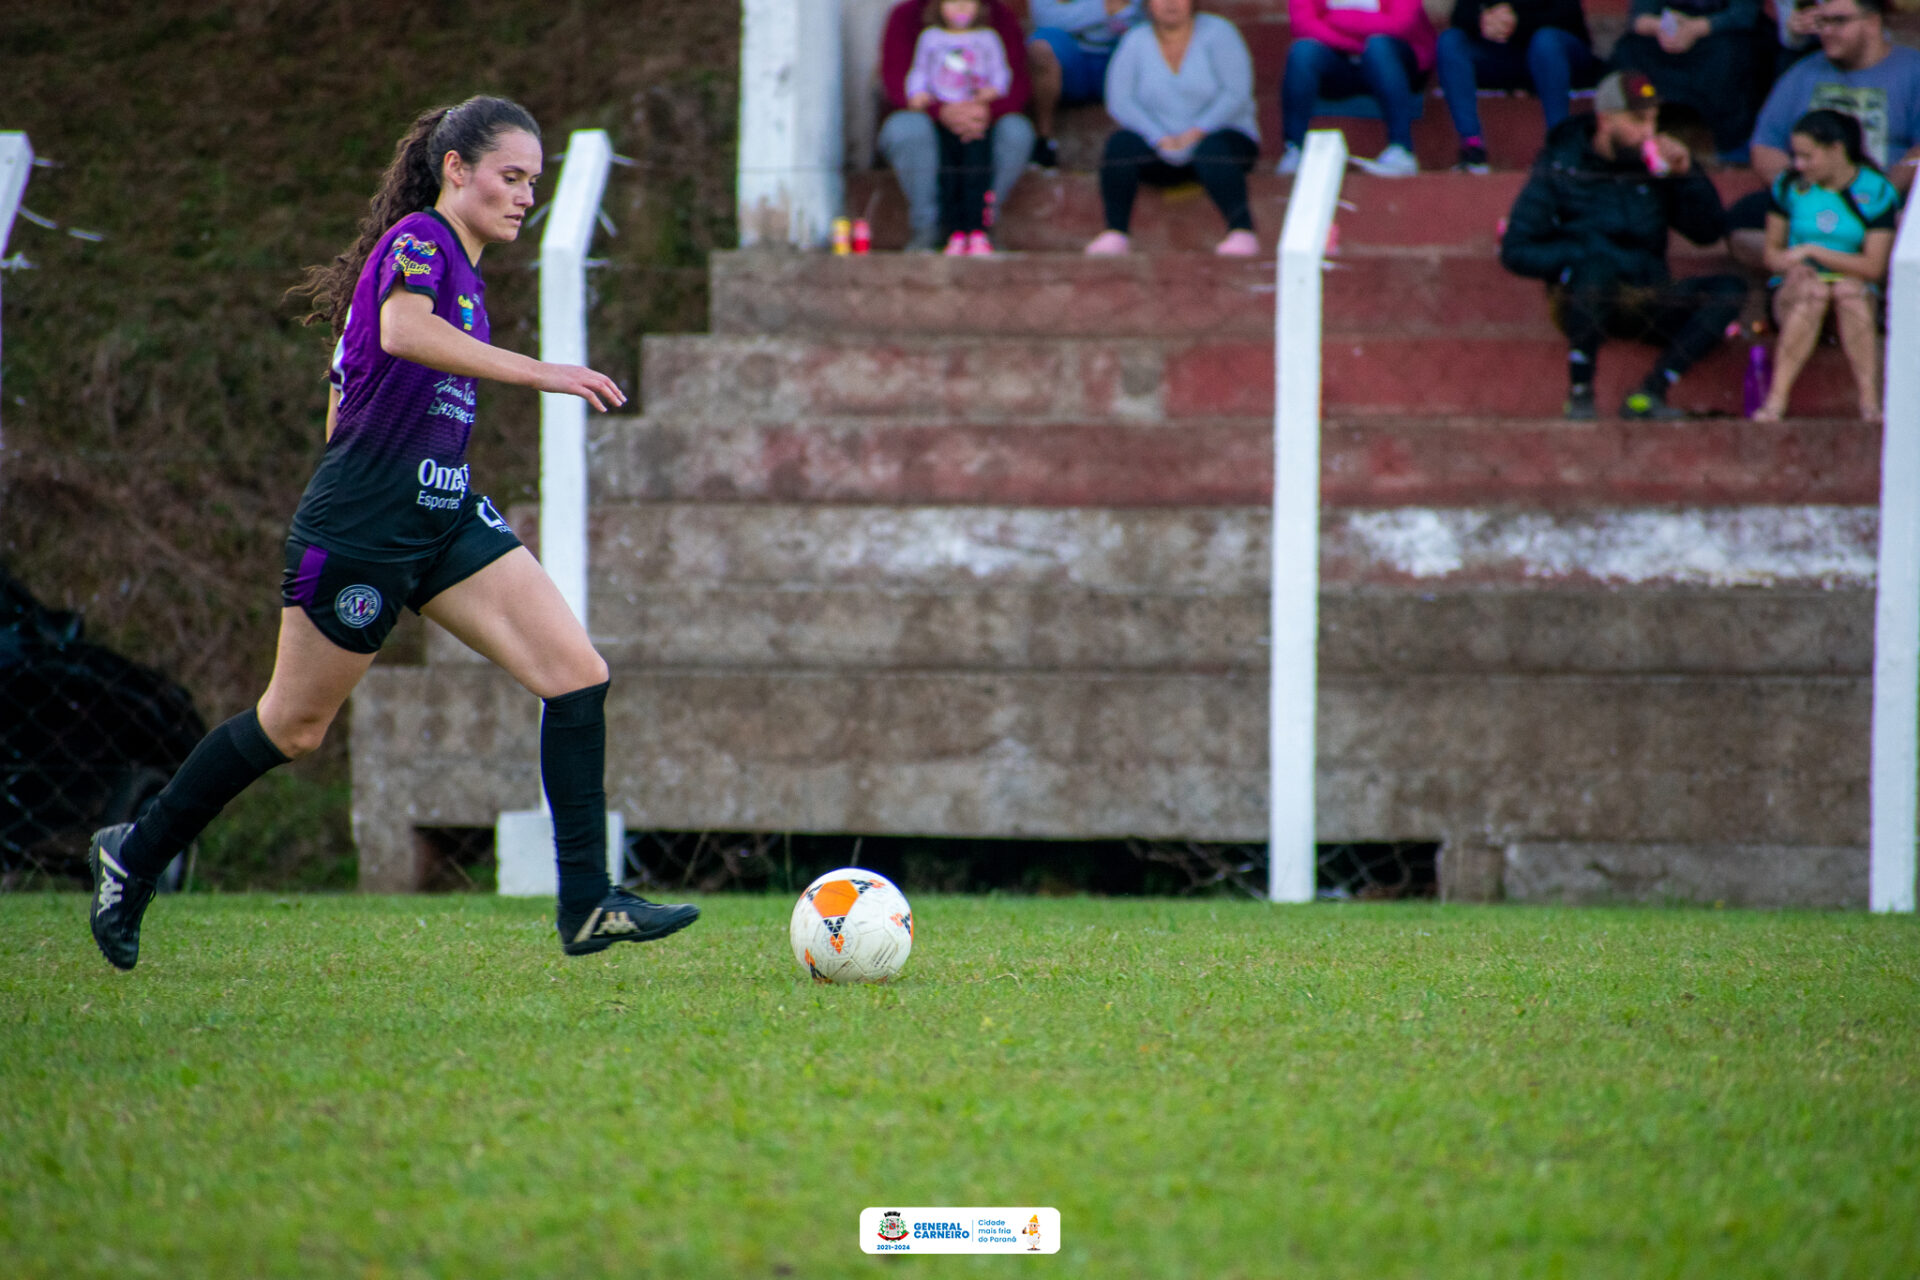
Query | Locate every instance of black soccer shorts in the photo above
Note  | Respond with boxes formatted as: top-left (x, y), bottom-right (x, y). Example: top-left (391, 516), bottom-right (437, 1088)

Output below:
top-left (280, 494), bottom-right (523, 654)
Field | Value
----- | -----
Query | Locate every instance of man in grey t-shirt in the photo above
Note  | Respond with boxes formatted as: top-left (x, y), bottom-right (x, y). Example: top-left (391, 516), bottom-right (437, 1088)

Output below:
top-left (1732, 0), bottom-right (1919, 262)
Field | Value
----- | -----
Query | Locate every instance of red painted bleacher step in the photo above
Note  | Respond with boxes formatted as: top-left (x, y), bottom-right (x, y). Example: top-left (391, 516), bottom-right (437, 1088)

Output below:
top-left (850, 170), bottom-right (1764, 254)
top-left (715, 249), bottom-right (1732, 338)
top-left (644, 329), bottom-right (1863, 420)
top-left (592, 414), bottom-right (1880, 508)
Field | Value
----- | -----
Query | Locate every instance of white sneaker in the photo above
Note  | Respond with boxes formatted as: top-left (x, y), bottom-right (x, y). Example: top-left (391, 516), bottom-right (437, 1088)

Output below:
top-left (1351, 144), bottom-right (1418, 178)
top-left (1275, 143), bottom-right (1302, 176)
top-left (1083, 229), bottom-right (1131, 256)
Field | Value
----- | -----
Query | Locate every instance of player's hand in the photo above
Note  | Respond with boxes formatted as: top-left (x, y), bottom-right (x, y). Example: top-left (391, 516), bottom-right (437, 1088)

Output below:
top-left (538, 363), bottom-right (627, 412)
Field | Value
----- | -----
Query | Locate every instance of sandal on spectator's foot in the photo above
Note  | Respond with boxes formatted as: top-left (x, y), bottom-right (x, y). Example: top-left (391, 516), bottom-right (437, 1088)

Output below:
top-left (1215, 229), bottom-right (1259, 257)
top-left (943, 231), bottom-right (969, 256)
top-left (966, 230), bottom-right (994, 256)
top-left (1083, 230), bottom-right (1130, 256)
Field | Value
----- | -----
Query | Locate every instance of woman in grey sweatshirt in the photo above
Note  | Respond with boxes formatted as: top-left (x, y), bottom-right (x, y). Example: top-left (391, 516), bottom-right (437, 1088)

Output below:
top-left (1086, 0), bottom-right (1262, 255)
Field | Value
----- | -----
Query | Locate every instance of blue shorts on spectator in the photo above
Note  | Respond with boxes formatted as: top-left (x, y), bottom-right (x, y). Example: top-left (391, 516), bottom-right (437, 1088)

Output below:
top-left (1031, 27), bottom-right (1115, 103)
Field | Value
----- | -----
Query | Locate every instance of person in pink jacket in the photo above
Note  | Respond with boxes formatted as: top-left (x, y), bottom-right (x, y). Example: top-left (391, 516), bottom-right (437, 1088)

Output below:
top-left (1279, 0), bottom-right (1438, 176)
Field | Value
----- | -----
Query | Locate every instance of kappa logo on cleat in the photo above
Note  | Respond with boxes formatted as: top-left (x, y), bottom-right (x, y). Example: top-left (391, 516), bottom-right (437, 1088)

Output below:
top-left (96, 850), bottom-right (128, 912)
top-left (596, 911), bottom-right (640, 937)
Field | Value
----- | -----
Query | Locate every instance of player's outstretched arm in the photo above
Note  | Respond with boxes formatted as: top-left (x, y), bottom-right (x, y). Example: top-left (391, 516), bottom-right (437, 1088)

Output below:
top-left (378, 289), bottom-right (627, 411)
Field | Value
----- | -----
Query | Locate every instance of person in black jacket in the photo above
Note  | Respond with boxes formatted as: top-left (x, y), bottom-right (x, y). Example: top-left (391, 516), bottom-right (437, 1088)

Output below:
top-left (1500, 71), bottom-right (1747, 419)
top-left (1436, 0), bottom-right (1603, 171)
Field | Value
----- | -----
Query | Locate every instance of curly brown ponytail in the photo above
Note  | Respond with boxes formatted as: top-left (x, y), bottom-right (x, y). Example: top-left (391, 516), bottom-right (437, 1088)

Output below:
top-left (289, 95), bottom-right (541, 336)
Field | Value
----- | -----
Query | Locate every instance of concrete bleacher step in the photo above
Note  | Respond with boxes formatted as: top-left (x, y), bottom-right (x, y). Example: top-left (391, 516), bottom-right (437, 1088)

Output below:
top-left (440, 500), bottom-right (1870, 676)
top-left (641, 331), bottom-right (1864, 420)
top-left (713, 248), bottom-right (1732, 339)
top-left (848, 170), bottom-right (1764, 254)
top-left (352, 663), bottom-right (1866, 875)
top-left (589, 414), bottom-right (1879, 508)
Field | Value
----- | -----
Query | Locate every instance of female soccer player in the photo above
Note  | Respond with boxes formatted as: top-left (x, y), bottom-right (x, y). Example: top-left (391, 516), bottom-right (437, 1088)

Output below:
top-left (86, 96), bottom-right (699, 969)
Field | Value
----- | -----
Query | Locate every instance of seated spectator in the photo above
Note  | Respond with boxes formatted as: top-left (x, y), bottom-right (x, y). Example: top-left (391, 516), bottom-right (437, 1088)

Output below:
top-left (1500, 72), bottom-right (1748, 419)
top-left (1610, 0), bottom-right (1763, 160)
top-left (1028, 0), bottom-right (1147, 168)
top-left (1755, 109), bottom-right (1900, 421)
top-left (878, 0), bottom-right (1035, 251)
top-left (1731, 0), bottom-right (1920, 263)
top-left (908, 0), bottom-right (1015, 255)
top-left (1775, 0), bottom-right (1822, 71)
top-left (1086, 0), bottom-right (1262, 256)
top-left (1435, 0), bottom-right (1604, 172)
top-left (1279, 0), bottom-right (1438, 177)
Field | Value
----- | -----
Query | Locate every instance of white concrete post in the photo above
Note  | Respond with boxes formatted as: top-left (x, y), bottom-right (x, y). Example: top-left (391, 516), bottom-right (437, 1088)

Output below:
top-left (496, 129), bottom-right (623, 896)
top-left (0, 133), bottom-right (34, 468)
top-left (1870, 193), bottom-right (1920, 912)
top-left (1268, 130), bottom-right (1347, 904)
top-left (538, 128), bottom-right (611, 627)
top-left (738, 0), bottom-right (845, 249)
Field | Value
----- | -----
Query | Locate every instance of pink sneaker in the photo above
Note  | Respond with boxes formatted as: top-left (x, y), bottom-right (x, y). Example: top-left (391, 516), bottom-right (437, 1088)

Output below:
top-left (1083, 229), bottom-right (1130, 256)
top-left (943, 232), bottom-right (968, 256)
top-left (966, 230), bottom-right (993, 256)
top-left (1215, 229), bottom-right (1260, 257)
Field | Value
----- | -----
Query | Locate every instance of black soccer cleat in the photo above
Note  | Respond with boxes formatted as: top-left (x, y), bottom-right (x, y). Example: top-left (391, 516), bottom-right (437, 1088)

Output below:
top-left (88, 824), bottom-right (157, 971)
top-left (558, 887), bottom-right (700, 956)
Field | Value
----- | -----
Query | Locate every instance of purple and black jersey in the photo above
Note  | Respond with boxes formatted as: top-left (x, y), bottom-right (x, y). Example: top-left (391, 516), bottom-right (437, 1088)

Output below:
top-left (289, 210), bottom-right (490, 560)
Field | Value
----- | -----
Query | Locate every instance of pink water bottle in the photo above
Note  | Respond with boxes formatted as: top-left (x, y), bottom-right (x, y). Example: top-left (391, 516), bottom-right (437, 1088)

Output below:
top-left (1743, 342), bottom-right (1772, 418)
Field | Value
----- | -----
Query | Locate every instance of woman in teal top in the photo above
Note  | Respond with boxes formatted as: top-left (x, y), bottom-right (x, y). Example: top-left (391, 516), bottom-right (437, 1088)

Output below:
top-left (1755, 108), bottom-right (1901, 422)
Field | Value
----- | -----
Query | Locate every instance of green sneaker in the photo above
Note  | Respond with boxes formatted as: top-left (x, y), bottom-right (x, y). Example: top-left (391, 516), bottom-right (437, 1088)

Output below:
top-left (1622, 386), bottom-right (1686, 420)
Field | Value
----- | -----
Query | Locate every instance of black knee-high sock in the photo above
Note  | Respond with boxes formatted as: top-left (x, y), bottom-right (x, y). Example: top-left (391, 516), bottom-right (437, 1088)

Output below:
top-left (543, 681), bottom-right (613, 916)
top-left (117, 707), bottom-right (291, 881)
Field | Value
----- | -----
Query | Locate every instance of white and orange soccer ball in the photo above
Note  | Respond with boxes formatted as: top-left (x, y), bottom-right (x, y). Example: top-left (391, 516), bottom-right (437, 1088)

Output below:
top-left (789, 868), bottom-right (914, 984)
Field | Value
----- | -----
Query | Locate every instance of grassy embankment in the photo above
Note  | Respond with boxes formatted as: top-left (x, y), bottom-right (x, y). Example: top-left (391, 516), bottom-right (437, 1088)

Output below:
top-left (0, 2), bottom-right (736, 886)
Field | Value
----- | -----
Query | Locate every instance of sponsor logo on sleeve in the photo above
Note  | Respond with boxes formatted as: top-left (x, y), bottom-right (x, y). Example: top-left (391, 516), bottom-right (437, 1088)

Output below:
top-left (391, 232), bottom-right (439, 280)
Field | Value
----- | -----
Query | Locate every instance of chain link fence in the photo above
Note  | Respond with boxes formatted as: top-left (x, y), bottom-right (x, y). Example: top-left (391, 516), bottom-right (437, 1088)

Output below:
top-left (0, 567), bottom-right (204, 890)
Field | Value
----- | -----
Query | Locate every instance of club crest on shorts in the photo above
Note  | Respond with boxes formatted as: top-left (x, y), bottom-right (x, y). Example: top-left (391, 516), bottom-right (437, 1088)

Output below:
top-left (334, 585), bottom-right (383, 629)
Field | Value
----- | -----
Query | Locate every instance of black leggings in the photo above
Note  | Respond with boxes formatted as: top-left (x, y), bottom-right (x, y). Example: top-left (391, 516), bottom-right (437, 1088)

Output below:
top-left (937, 123), bottom-right (993, 234)
top-left (1550, 261), bottom-right (1747, 378)
top-left (1099, 128), bottom-right (1259, 234)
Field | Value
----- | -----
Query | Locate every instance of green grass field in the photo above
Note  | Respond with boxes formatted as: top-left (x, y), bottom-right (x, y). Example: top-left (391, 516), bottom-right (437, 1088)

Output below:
top-left (2, 893), bottom-right (1916, 1278)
